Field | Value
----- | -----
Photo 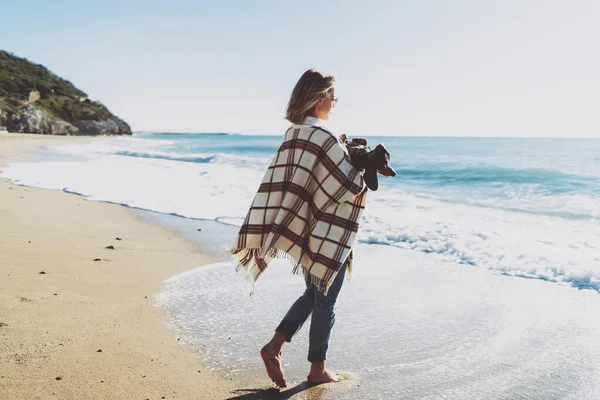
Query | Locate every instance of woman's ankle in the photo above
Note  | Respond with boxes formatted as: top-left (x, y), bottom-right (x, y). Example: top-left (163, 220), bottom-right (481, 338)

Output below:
top-left (264, 332), bottom-right (287, 353)
top-left (309, 361), bottom-right (326, 375)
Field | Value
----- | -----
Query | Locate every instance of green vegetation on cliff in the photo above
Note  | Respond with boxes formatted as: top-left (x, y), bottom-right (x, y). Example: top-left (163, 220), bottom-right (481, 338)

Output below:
top-left (0, 50), bottom-right (130, 135)
top-left (0, 50), bottom-right (85, 101)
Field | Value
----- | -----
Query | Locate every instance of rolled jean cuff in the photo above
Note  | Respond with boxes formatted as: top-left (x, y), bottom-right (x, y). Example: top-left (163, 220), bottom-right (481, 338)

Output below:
top-left (275, 320), bottom-right (298, 343)
top-left (308, 350), bottom-right (326, 363)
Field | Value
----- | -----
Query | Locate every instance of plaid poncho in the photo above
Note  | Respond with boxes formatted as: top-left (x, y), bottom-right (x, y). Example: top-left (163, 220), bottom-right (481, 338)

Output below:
top-left (231, 118), bottom-right (368, 294)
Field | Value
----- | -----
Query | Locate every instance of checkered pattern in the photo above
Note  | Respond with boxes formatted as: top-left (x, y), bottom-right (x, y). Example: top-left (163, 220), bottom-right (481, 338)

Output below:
top-left (231, 125), bottom-right (368, 294)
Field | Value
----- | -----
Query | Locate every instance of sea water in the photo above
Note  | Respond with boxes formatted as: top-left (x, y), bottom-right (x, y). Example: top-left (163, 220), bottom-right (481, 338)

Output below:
top-left (2, 133), bottom-right (600, 399)
top-left (3, 134), bottom-right (599, 290)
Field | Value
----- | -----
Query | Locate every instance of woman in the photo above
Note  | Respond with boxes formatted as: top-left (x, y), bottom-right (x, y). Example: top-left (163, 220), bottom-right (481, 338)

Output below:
top-left (231, 69), bottom-right (368, 388)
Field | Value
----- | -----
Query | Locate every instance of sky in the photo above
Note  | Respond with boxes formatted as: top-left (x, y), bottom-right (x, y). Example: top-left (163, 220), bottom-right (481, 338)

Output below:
top-left (2, 0), bottom-right (599, 137)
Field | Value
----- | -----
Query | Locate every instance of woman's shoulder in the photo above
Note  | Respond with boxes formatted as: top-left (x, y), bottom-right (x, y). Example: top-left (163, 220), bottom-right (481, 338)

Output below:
top-left (289, 125), bottom-right (340, 144)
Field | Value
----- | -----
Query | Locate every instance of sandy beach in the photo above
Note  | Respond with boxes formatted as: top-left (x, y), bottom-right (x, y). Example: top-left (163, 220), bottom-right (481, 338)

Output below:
top-left (3, 133), bottom-right (600, 400)
top-left (0, 134), bottom-right (257, 399)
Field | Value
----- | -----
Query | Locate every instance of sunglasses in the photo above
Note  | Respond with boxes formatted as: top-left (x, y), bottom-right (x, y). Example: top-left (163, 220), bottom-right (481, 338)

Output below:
top-left (327, 90), bottom-right (338, 105)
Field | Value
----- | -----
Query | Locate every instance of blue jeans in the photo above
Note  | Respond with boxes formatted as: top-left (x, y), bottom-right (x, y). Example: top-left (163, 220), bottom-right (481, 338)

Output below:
top-left (275, 259), bottom-right (348, 362)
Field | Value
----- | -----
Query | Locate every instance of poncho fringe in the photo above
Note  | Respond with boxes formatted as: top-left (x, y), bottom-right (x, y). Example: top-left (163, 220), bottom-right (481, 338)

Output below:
top-left (231, 246), bottom-right (354, 295)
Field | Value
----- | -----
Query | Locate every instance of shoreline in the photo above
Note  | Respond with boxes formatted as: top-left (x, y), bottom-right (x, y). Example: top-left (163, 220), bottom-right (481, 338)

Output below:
top-left (6, 134), bottom-right (600, 399)
top-left (0, 134), bottom-right (261, 399)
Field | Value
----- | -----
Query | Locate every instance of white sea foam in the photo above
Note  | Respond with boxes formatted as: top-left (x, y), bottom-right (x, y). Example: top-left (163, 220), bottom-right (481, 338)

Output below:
top-left (5, 136), bottom-right (600, 397)
top-left (4, 138), bottom-right (264, 221)
top-left (2, 136), bottom-right (599, 293)
top-left (155, 244), bottom-right (600, 399)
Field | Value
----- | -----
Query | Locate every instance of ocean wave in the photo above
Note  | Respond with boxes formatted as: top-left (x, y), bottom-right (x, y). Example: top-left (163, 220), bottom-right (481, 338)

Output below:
top-left (47, 137), bottom-right (178, 156)
top-left (358, 198), bottom-right (600, 293)
top-left (114, 150), bottom-right (216, 164)
top-left (385, 184), bottom-right (600, 221)
top-left (113, 150), bottom-right (270, 168)
top-left (4, 134), bottom-right (600, 296)
top-left (139, 132), bottom-right (240, 136)
top-left (398, 164), bottom-right (600, 193)
top-left (435, 193), bottom-right (600, 221)
top-left (469, 200), bottom-right (599, 221)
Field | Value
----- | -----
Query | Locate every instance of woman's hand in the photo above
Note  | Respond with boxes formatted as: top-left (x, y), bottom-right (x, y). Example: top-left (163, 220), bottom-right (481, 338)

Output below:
top-left (351, 137), bottom-right (368, 147)
top-left (339, 134), bottom-right (368, 147)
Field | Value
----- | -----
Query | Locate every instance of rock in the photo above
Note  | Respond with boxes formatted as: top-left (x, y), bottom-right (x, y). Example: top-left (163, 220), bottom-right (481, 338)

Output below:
top-left (9, 104), bottom-right (79, 135)
top-left (97, 349), bottom-right (102, 353)
top-left (74, 119), bottom-right (130, 135)
top-left (39, 271), bottom-right (46, 274)
top-left (55, 376), bottom-right (62, 381)
top-left (105, 245), bottom-right (116, 250)
top-left (93, 258), bottom-right (106, 262)
top-left (0, 322), bottom-right (8, 327)
top-left (115, 237), bottom-right (122, 241)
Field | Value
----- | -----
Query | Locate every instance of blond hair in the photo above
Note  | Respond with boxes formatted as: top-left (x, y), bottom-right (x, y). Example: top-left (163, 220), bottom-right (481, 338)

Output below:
top-left (285, 69), bottom-right (336, 124)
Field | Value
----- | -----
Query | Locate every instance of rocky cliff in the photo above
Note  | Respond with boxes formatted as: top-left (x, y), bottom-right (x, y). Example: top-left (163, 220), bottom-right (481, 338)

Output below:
top-left (0, 50), bottom-right (131, 135)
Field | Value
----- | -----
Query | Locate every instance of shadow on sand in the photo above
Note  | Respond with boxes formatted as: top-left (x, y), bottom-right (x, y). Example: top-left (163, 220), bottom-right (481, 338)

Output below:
top-left (226, 381), bottom-right (332, 400)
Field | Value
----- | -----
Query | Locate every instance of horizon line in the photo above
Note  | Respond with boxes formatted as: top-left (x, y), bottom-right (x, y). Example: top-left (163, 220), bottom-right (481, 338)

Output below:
top-left (133, 131), bottom-right (600, 140)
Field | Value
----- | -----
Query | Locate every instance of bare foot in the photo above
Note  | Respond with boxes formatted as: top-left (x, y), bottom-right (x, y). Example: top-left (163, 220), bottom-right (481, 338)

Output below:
top-left (260, 345), bottom-right (286, 388)
top-left (307, 369), bottom-right (343, 384)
